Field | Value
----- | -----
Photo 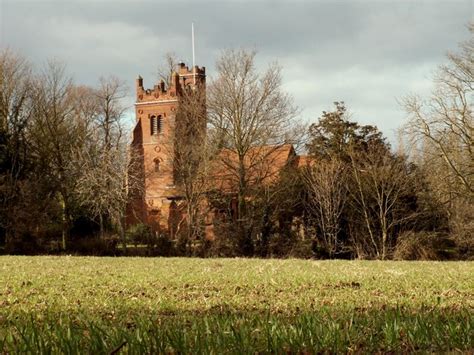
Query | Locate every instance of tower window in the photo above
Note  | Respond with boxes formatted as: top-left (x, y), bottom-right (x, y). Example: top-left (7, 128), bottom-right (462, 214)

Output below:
top-left (157, 115), bottom-right (163, 133)
top-left (150, 115), bottom-right (163, 135)
top-left (154, 159), bottom-right (161, 172)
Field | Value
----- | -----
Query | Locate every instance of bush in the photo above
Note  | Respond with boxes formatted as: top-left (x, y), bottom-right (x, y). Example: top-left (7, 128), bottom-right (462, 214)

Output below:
top-left (454, 229), bottom-right (474, 260)
top-left (287, 239), bottom-right (315, 259)
top-left (154, 234), bottom-right (175, 256)
top-left (69, 235), bottom-right (118, 256)
top-left (125, 224), bottom-right (175, 256)
top-left (267, 232), bottom-right (314, 259)
top-left (449, 202), bottom-right (474, 260)
top-left (394, 231), bottom-right (455, 260)
top-left (4, 232), bottom-right (44, 255)
top-left (126, 223), bottom-right (153, 246)
top-left (206, 222), bottom-right (238, 257)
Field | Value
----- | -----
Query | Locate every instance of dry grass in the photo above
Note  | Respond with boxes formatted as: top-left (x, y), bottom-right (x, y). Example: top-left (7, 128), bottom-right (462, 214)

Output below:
top-left (0, 257), bottom-right (473, 353)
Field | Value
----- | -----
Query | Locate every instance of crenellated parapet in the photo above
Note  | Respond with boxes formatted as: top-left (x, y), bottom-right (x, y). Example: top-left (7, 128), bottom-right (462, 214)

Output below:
top-left (136, 62), bottom-right (206, 102)
top-left (136, 76), bottom-right (178, 102)
top-left (130, 62), bottom-right (207, 233)
top-left (176, 62), bottom-right (206, 78)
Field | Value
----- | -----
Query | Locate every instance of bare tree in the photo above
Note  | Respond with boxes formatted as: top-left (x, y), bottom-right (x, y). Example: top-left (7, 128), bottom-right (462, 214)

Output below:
top-left (0, 49), bottom-right (35, 245)
top-left (29, 61), bottom-right (81, 250)
top-left (207, 49), bottom-right (300, 255)
top-left (403, 24), bottom-right (473, 252)
top-left (302, 158), bottom-right (348, 257)
top-left (75, 143), bottom-right (143, 249)
top-left (0, 50), bottom-right (33, 135)
top-left (74, 76), bottom-right (137, 247)
top-left (95, 76), bottom-right (127, 153)
top-left (348, 144), bottom-right (417, 259)
top-left (403, 25), bottom-right (473, 199)
top-left (157, 52), bottom-right (179, 88)
top-left (167, 84), bottom-right (211, 254)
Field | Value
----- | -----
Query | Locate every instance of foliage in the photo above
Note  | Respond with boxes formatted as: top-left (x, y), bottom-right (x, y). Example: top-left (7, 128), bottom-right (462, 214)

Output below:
top-left (1, 34), bottom-right (471, 259)
top-left (126, 223), bottom-right (153, 246)
top-left (306, 101), bottom-right (386, 162)
top-left (304, 102), bottom-right (433, 259)
top-left (0, 51), bottom-right (137, 253)
top-left (126, 224), bottom-right (174, 256)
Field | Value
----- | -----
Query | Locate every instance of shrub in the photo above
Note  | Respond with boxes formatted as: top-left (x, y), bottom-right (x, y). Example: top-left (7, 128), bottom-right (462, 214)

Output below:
top-left (206, 222), bottom-right (238, 257)
top-left (153, 234), bottom-right (175, 256)
top-left (454, 229), bottom-right (474, 260)
top-left (4, 232), bottom-right (44, 255)
top-left (287, 239), bottom-right (315, 259)
top-left (449, 202), bottom-right (474, 260)
top-left (126, 223), bottom-right (153, 246)
top-left (125, 224), bottom-right (175, 256)
top-left (69, 235), bottom-right (118, 256)
top-left (267, 232), bottom-right (314, 259)
top-left (394, 231), bottom-right (454, 260)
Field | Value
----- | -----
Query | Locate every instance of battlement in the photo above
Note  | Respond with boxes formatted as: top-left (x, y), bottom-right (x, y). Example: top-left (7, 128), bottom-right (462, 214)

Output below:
top-left (130, 62), bottom-right (207, 233)
top-left (136, 62), bottom-right (206, 103)
top-left (176, 62), bottom-right (206, 77)
top-left (136, 75), bottom-right (177, 102)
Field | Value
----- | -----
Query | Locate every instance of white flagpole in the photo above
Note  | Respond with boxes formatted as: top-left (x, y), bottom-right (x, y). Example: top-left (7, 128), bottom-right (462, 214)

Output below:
top-left (192, 22), bottom-right (196, 85)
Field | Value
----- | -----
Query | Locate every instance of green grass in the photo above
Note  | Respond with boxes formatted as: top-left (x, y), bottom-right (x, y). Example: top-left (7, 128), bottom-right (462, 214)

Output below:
top-left (0, 257), bottom-right (473, 353)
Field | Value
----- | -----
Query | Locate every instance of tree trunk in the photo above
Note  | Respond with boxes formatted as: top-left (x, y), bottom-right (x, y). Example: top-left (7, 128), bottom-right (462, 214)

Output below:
top-left (237, 156), bottom-right (253, 256)
top-left (59, 194), bottom-right (68, 251)
top-left (99, 214), bottom-right (104, 239)
top-left (120, 214), bottom-right (127, 255)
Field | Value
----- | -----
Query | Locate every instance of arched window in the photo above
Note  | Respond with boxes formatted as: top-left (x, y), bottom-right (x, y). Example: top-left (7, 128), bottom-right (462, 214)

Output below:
top-left (150, 115), bottom-right (163, 136)
top-left (157, 115), bottom-right (163, 133)
top-left (150, 116), bottom-right (157, 135)
top-left (154, 159), bottom-right (160, 172)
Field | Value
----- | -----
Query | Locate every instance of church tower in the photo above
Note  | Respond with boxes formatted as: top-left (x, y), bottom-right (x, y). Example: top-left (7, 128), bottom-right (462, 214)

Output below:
top-left (129, 63), bottom-right (206, 232)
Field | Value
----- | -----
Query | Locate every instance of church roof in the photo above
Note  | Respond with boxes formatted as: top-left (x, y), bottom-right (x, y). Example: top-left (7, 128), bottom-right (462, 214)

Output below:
top-left (294, 154), bottom-right (313, 168)
top-left (210, 143), bottom-right (298, 192)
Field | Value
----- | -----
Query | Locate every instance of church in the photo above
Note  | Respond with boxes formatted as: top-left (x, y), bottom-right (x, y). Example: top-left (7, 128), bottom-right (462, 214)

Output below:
top-left (127, 62), bottom-right (308, 237)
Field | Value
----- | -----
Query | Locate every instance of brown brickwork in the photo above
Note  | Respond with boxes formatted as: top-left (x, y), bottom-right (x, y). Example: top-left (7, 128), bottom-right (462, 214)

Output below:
top-left (128, 63), bottom-right (206, 232)
top-left (127, 62), bottom-right (309, 237)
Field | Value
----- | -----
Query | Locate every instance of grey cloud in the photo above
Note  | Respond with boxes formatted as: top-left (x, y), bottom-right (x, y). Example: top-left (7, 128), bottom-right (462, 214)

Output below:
top-left (1, 0), bottom-right (472, 142)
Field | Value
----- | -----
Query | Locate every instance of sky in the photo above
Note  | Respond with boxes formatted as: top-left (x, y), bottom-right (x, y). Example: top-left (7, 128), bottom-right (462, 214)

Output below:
top-left (0, 0), bottom-right (472, 142)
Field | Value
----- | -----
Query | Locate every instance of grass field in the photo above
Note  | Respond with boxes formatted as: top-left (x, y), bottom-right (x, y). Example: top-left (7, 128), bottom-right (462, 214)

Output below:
top-left (0, 257), bottom-right (473, 353)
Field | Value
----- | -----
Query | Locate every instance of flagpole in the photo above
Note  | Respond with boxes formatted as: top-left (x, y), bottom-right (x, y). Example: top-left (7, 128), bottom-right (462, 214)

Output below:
top-left (192, 22), bottom-right (196, 85)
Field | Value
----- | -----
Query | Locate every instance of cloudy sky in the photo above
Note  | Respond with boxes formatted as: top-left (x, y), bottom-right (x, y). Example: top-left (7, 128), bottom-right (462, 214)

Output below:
top-left (1, 0), bottom-right (472, 142)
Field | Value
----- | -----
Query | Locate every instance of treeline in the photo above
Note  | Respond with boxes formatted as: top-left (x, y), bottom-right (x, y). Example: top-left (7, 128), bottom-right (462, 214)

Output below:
top-left (0, 53), bottom-right (134, 254)
top-left (165, 36), bottom-right (472, 260)
top-left (0, 27), bottom-right (472, 259)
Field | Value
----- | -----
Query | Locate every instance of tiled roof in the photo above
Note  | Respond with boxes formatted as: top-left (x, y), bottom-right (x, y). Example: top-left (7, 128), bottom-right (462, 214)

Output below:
top-left (294, 155), bottom-right (313, 168)
top-left (210, 144), bottom-right (297, 191)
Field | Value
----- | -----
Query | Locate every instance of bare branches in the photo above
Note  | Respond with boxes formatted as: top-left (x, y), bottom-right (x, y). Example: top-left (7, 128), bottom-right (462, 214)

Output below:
top-left (0, 50), bottom-right (35, 240)
top-left (95, 76), bottom-right (128, 152)
top-left (302, 158), bottom-right (348, 257)
top-left (171, 85), bottom-right (211, 251)
top-left (73, 77), bottom-right (133, 241)
top-left (207, 49), bottom-right (301, 254)
top-left (403, 26), bottom-right (474, 199)
top-left (208, 49), bottom-right (299, 156)
top-left (157, 52), bottom-right (179, 88)
top-left (75, 144), bottom-right (143, 232)
top-left (0, 49), bottom-right (33, 135)
top-left (348, 145), bottom-right (418, 259)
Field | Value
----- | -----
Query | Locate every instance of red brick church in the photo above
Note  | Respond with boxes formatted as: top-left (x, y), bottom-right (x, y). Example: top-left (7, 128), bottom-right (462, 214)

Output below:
top-left (127, 63), bottom-right (308, 235)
